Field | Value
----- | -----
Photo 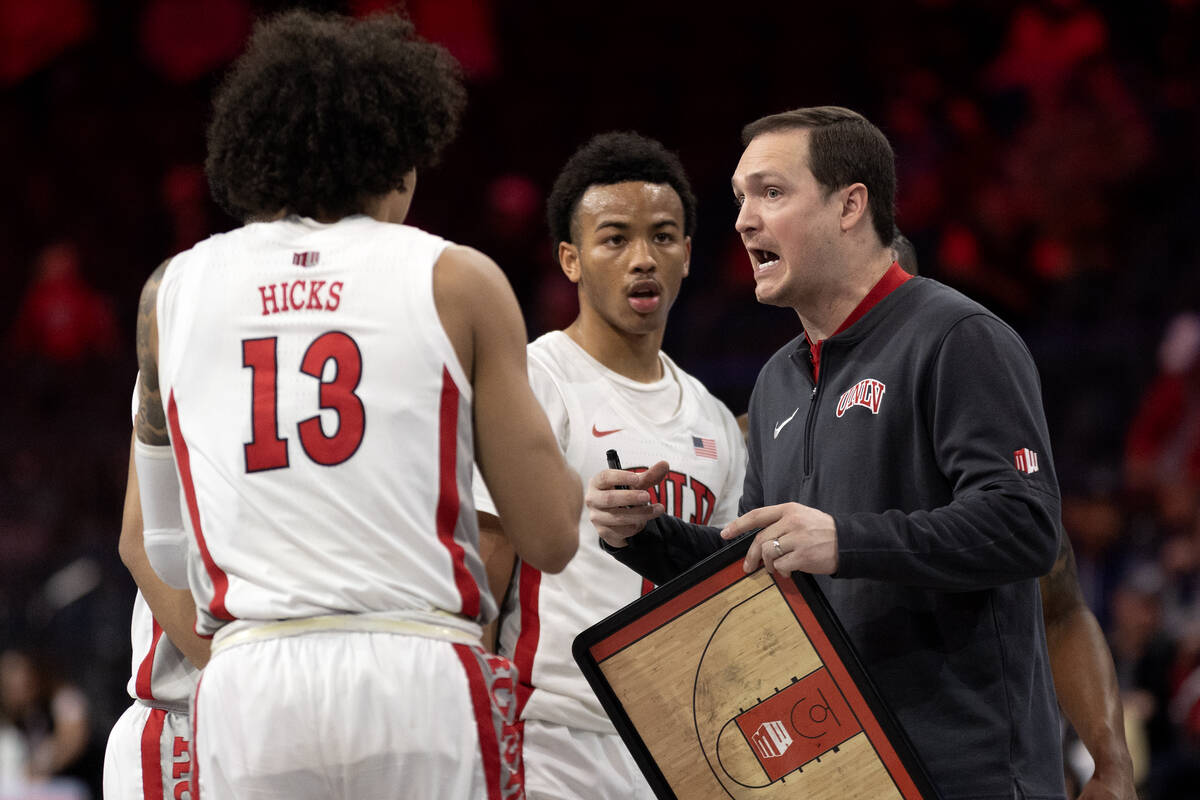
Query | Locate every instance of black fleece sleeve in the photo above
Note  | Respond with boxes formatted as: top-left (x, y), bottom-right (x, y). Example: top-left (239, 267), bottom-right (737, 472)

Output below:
top-left (834, 314), bottom-right (1062, 590)
top-left (600, 516), bottom-right (725, 585)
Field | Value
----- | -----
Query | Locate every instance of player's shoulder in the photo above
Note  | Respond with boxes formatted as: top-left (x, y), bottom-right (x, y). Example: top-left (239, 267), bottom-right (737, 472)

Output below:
top-left (387, 220), bottom-right (453, 249)
top-left (158, 221), bottom-right (272, 282)
top-left (432, 241), bottom-right (502, 280)
top-left (661, 351), bottom-right (738, 421)
top-left (526, 330), bottom-right (584, 378)
top-left (431, 242), bottom-right (524, 316)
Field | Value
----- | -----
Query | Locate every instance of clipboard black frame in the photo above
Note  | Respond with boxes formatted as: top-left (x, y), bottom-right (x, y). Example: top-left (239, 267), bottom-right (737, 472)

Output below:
top-left (572, 535), bottom-right (942, 800)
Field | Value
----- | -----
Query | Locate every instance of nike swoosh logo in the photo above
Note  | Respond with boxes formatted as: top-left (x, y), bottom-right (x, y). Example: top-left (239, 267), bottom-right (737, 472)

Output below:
top-left (773, 407), bottom-right (800, 439)
top-left (592, 424), bottom-right (622, 437)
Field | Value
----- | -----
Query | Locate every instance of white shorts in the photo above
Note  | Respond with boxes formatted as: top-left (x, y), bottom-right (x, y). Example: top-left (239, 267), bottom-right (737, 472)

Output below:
top-left (103, 702), bottom-right (194, 800)
top-left (521, 719), bottom-right (655, 800)
top-left (192, 629), bottom-right (522, 799)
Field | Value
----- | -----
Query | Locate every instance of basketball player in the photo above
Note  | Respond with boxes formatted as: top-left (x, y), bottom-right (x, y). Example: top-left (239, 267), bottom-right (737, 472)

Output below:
top-left (474, 132), bottom-right (747, 800)
top-left (104, 406), bottom-right (205, 800)
top-left (133, 10), bottom-right (580, 798)
top-left (589, 107), bottom-right (1069, 797)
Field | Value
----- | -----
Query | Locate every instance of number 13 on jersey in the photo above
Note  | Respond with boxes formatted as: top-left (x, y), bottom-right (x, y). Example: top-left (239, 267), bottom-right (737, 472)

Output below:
top-left (242, 332), bottom-right (365, 473)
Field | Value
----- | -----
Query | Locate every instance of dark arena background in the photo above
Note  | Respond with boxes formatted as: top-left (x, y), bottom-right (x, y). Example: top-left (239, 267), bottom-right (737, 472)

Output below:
top-left (1, 0), bottom-right (1198, 797)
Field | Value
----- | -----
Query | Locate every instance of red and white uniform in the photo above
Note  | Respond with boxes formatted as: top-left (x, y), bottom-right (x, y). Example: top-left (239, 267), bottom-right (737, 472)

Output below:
top-left (103, 593), bottom-right (198, 800)
top-left (157, 215), bottom-right (493, 632)
top-left (475, 331), bottom-right (746, 799)
top-left (104, 383), bottom-right (199, 800)
top-left (157, 216), bottom-right (517, 798)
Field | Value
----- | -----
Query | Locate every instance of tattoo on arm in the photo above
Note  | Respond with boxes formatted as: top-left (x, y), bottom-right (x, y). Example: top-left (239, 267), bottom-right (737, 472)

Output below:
top-left (136, 260), bottom-right (171, 446)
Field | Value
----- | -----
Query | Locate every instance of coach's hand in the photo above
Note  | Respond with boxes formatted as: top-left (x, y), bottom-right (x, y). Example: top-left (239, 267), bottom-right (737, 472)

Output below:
top-left (586, 461), bottom-right (668, 549)
top-left (720, 503), bottom-right (838, 575)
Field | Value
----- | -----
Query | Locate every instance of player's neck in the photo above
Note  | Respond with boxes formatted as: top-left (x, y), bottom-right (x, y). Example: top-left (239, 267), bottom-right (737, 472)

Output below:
top-left (564, 316), bottom-right (665, 383)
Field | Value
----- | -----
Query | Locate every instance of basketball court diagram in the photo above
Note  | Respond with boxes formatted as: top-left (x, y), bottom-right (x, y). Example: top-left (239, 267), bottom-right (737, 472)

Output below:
top-left (575, 544), bottom-right (938, 800)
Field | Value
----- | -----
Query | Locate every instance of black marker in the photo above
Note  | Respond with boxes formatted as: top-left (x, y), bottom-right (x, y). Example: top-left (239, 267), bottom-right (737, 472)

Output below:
top-left (605, 449), bottom-right (630, 490)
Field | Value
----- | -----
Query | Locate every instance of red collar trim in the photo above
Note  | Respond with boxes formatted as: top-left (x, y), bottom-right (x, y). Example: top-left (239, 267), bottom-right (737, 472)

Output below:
top-left (807, 261), bottom-right (911, 379)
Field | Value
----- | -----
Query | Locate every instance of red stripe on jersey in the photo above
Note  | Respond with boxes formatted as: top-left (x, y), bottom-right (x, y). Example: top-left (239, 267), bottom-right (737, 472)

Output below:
top-left (140, 707), bottom-right (167, 800)
top-left (436, 368), bottom-right (481, 618)
top-left (512, 562), bottom-right (541, 715)
top-left (453, 644), bottom-right (503, 800)
top-left (167, 390), bottom-right (234, 622)
top-left (134, 618), bottom-right (164, 702)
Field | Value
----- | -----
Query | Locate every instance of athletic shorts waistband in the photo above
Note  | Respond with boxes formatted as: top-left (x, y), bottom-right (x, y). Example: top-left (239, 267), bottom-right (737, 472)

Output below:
top-left (211, 609), bottom-right (482, 656)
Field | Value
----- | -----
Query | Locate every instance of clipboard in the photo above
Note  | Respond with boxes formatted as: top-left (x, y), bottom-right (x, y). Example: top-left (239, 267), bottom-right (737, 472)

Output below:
top-left (572, 536), bottom-right (941, 799)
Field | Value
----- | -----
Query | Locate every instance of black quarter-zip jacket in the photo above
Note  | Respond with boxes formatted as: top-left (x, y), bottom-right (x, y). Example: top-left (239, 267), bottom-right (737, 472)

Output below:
top-left (609, 276), bottom-right (1066, 799)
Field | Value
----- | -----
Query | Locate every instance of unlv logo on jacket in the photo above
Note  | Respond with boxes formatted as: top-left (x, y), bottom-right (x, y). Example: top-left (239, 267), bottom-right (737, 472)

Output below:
top-left (836, 378), bottom-right (886, 418)
top-left (629, 467), bottom-right (716, 524)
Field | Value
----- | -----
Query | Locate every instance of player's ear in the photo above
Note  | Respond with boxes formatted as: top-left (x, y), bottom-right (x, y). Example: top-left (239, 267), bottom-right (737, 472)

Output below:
top-left (559, 241), bottom-right (582, 284)
top-left (682, 236), bottom-right (692, 278)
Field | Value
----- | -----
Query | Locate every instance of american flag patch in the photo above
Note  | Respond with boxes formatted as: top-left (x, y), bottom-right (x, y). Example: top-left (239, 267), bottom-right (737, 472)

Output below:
top-left (693, 436), bottom-right (717, 459)
top-left (1014, 448), bottom-right (1039, 474)
top-left (292, 251), bottom-right (320, 267)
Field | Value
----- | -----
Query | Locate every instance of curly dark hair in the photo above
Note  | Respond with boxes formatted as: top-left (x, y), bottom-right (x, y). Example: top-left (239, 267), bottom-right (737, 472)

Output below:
top-left (546, 132), bottom-right (698, 261)
top-left (205, 9), bottom-right (465, 221)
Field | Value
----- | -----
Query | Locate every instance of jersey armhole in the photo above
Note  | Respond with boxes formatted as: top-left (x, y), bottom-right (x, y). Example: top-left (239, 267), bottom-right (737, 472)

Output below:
top-left (424, 239), bottom-right (473, 403)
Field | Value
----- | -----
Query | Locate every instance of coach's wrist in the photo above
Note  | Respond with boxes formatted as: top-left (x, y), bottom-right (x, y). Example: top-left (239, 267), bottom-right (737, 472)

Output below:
top-left (598, 532), bottom-right (634, 552)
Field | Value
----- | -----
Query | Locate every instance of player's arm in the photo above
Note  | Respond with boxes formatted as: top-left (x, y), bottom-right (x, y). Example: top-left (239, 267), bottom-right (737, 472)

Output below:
top-left (434, 246), bottom-right (579, 573)
top-left (130, 260), bottom-right (210, 668)
top-left (135, 261), bottom-right (170, 448)
top-left (118, 433), bottom-right (210, 669)
top-left (477, 510), bottom-right (515, 651)
top-left (1040, 536), bottom-right (1135, 800)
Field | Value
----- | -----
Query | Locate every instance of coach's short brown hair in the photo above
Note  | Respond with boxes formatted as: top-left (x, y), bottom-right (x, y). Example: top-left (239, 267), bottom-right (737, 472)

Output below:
top-left (742, 106), bottom-right (895, 246)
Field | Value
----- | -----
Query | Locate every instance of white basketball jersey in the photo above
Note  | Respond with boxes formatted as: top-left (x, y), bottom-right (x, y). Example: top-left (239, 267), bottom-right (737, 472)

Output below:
top-left (475, 331), bottom-right (746, 732)
top-left (156, 216), bottom-right (492, 636)
top-left (126, 379), bottom-right (198, 711)
top-left (124, 592), bottom-right (197, 712)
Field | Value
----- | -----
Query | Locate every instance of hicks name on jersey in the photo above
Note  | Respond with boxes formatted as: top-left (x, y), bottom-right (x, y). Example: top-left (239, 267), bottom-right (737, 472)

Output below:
top-left (258, 279), bottom-right (344, 316)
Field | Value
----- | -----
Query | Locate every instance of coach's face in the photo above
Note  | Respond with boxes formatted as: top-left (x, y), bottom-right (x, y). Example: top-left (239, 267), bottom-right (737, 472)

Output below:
top-left (560, 181), bottom-right (691, 336)
top-left (732, 129), bottom-right (842, 309)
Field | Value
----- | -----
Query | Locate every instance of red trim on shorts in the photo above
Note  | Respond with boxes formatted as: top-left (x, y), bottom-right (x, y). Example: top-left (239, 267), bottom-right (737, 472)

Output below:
top-left (453, 644), bottom-right (503, 800)
top-left (134, 619), bottom-right (164, 702)
top-left (167, 390), bottom-right (233, 621)
top-left (512, 562), bottom-right (541, 715)
top-left (191, 674), bottom-right (203, 800)
top-left (436, 368), bottom-right (481, 618)
top-left (140, 707), bottom-right (167, 800)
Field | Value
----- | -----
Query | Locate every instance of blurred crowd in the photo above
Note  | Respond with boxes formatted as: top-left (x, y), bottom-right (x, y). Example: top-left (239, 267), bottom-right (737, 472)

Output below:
top-left (1, 0), bottom-right (1198, 796)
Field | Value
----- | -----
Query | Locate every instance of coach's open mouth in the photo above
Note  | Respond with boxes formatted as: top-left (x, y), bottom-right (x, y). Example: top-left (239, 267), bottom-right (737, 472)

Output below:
top-left (753, 249), bottom-right (780, 270)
